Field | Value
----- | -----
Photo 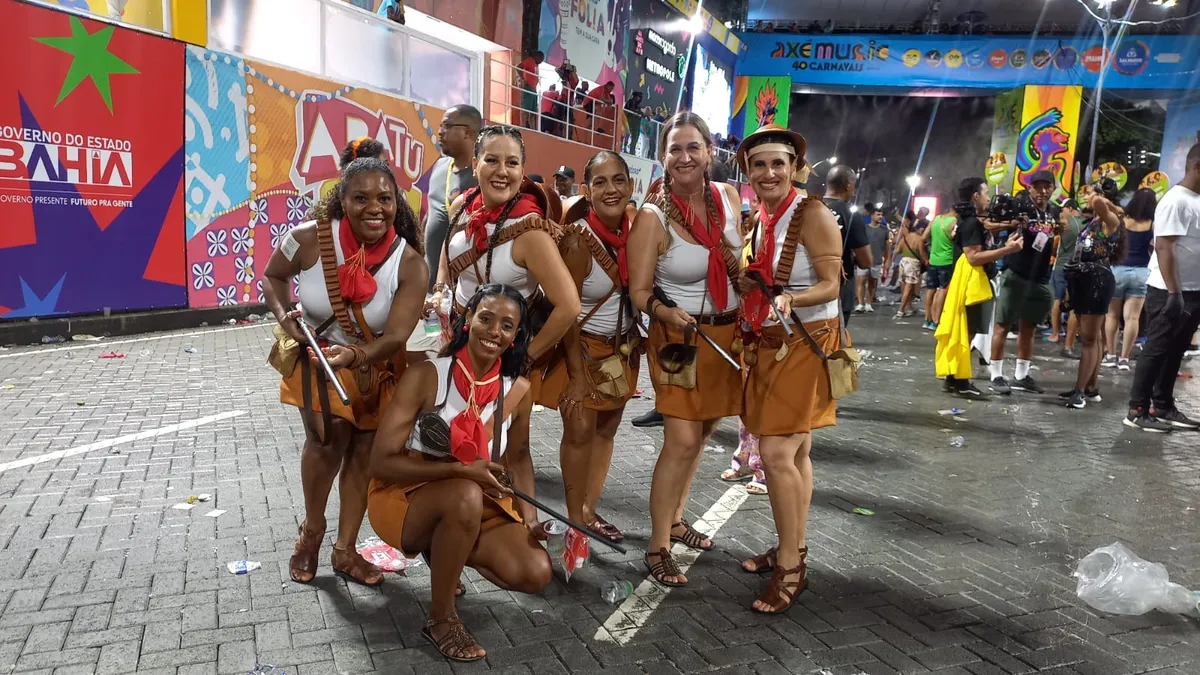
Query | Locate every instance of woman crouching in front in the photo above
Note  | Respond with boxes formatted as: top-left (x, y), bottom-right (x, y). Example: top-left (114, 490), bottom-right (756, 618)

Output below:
top-left (734, 125), bottom-right (843, 613)
top-left (366, 284), bottom-right (552, 662)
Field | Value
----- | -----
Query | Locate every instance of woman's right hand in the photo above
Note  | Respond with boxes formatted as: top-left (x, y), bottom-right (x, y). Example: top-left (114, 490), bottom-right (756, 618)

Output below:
top-left (655, 305), bottom-right (695, 330)
top-left (279, 309), bottom-right (307, 343)
top-left (736, 271), bottom-right (757, 296)
top-left (1004, 234), bottom-right (1025, 252)
top-left (459, 459), bottom-right (511, 497)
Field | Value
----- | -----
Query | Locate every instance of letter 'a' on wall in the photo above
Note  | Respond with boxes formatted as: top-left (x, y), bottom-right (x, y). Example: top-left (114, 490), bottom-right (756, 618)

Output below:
top-left (0, 0), bottom-right (187, 319)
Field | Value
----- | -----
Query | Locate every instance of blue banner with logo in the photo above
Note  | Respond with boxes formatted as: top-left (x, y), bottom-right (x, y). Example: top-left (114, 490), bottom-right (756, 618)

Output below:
top-left (736, 33), bottom-right (1200, 91)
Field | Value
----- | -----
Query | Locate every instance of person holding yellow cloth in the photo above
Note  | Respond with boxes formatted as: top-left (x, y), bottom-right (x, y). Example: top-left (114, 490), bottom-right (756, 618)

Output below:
top-left (937, 178), bottom-right (1024, 397)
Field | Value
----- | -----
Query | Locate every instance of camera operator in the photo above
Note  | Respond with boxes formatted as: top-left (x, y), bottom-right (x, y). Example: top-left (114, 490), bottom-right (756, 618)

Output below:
top-left (1059, 179), bottom-right (1125, 408)
top-left (940, 178), bottom-right (1024, 396)
top-left (987, 171), bottom-right (1061, 395)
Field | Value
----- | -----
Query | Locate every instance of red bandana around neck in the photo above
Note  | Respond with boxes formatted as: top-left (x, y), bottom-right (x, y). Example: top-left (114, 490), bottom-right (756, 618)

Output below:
top-left (744, 189), bottom-right (799, 332)
top-left (464, 192), bottom-right (542, 252)
top-left (337, 217), bottom-right (397, 305)
top-left (448, 350), bottom-right (503, 464)
top-left (585, 208), bottom-right (631, 286)
top-left (669, 183), bottom-right (730, 311)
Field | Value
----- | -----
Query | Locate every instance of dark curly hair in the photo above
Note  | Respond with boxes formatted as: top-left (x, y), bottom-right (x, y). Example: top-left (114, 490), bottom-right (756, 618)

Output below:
top-left (339, 137), bottom-right (385, 169)
top-left (440, 284), bottom-right (530, 378)
top-left (309, 157), bottom-right (423, 255)
top-left (1124, 187), bottom-right (1158, 222)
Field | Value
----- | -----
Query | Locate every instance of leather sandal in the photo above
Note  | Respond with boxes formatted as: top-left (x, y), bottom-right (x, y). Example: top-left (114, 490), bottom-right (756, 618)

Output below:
top-left (422, 616), bottom-right (485, 662)
top-left (644, 547), bottom-right (687, 587)
top-left (741, 546), bottom-right (777, 574)
top-left (670, 519), bottom-right (713, 551)
top-left (585, 515), bottom-right (625, 543)
top-left (289, 522), bottom-right (324, 584)
top-left (751, 547), bottom-right (808, 614)
top-left (331, 545), bottom-right (384, 587)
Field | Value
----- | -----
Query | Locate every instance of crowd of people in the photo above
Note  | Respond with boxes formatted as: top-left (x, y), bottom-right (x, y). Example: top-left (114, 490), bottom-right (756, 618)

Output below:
top-left (260, 85), bottom-right (1200, 660)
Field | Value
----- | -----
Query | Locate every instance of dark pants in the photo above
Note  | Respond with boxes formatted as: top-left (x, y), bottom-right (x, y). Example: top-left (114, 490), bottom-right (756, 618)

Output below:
top-left (1127, 287), bottom-right (1200, 412)
top-left (841, 279), bottom-right (856, 325)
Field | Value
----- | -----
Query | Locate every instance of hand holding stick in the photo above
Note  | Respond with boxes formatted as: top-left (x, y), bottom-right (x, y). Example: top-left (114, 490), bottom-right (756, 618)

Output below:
top-left (296, 318), bottom-right (352, 405)
top-left (744, 267), bottom-right (795, 337)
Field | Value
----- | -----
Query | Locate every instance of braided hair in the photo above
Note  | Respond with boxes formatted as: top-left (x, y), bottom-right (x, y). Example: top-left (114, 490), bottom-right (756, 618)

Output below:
top-left (657, 112), bottom-right (722, 238)
top-left (310, 157), bottom-right (424, 255)
top-left (563, 150), bottom-right (630, 224)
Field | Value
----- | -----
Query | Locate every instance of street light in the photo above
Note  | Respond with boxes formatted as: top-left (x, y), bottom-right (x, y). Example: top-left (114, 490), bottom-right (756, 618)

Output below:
top-left (906, 175), bottom-right (922, 189)
top-left (828, 155), bottom-right (838, 165)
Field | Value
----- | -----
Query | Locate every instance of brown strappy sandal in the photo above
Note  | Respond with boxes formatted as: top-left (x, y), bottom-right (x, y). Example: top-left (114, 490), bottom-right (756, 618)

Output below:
top-left (741, 546), bottom-right (777, 574)
top-left (289, 522), bottom-right (324, 584)
top-left (585, 515), bottom-right (625, 543)
top-left (670, 519), bottom-right (713, 551)
top-left (331, 546), bottom-right (384, 587)
top-left (751, 548), bottom-right (808, 614)
top-left (422, 616), bottom-right (485, 662)
top-left (644, 547), bottom-right (687, 587)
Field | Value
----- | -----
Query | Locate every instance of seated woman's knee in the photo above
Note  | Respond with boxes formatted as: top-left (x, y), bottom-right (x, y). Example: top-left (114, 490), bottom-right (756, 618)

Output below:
top-left (440, 479), bottom-right (485, 526)
top-left (507, 549), bottom-right (553, 594)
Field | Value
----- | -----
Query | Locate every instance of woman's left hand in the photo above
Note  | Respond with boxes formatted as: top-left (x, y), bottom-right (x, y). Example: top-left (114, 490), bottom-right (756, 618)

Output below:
top-left (312, 345), bottom-right (356, 370)
top-left (559, 377), bottom-right (589, 421)
top-left (527, 521), bottom-right (551, 541)
top-left (774, 292), bottom-right (794, 316)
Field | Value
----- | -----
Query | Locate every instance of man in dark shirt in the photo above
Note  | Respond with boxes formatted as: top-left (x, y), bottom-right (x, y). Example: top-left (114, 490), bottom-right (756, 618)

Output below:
top-left (824, 165), bottom-right (872, 325)
top-left (624, 91), bottom-right (644, 153)
top-left (988, 170), bottom-right (1060, 395)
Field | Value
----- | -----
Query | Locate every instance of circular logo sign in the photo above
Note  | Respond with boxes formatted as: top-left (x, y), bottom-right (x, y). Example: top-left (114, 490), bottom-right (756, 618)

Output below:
top-left (1091, 162), bottom-right (1129, 190)
top-left (1031, 49), bottom-right (1052, 70)
top-left (903, 48), bottom-right (921, 67)
top-left (966, 50), bottom-right (985, 68)
top-left (986, 152), bottom-right (1009, 186)
top-left (1083, 46), bottom-right (1107, 73)
top-left (1053, 47), bottom-right (1078, 71)
top-left (1141, 171), bottom-right (1170, 200)
top-left (1009, 49), bottom-right (1028, 69)
top-left (1113, 40), bottom-right (1149, 75)
top-left (989, 49), bottom-right (1008, 68)
top-left (945, 49), bottom-right (963, 69)
top-left (924, 50), bottom-right (942, 67)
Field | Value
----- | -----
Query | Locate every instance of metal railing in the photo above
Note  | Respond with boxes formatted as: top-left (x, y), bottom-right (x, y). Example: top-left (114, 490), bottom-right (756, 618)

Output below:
top-left (489, 58), bottom-right (622, 153)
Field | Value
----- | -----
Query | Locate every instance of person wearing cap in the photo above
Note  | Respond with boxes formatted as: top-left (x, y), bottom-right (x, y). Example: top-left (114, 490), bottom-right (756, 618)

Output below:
top-left (987, 170), bottom-right (1061, 395)
top-left (554, 166), bottom-right (576, 199)
top-left (732, 124), bottom-right (844, 613)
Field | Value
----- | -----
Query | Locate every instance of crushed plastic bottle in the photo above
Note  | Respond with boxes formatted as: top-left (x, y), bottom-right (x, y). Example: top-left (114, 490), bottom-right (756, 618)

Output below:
top-left (1074, 542), bottom-right (1200, 617)
top-left (601, 580), bottom-right (634, 604)
top-left (949, 436), bottom-right (964, 447)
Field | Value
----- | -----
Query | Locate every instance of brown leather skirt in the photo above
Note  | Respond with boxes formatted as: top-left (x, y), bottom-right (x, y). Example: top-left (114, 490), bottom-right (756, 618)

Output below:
top-left (536, 332), bottom-right (640, 412)
top-left (367, 478), bottom-right (522, 558)
top-left (646, 319), bottom-right (743, 422)
top-left (742, 320), bottom-right (839, 436)
top-left (279, 357), bottom-right (403, 431)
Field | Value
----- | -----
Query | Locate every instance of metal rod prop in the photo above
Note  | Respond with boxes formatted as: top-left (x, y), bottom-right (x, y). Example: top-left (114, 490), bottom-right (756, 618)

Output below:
top-left (653, 285), bottom-right (742, 372)
top-left (296, 319), bottom-right (352, 405)
top-left (508, 486), bottom-right (627, 554)
top-left (746, 269), bottom-right (795, 337)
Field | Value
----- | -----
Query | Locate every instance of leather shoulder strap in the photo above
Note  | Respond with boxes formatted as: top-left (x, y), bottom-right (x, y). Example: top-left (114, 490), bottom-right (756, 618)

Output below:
top-left (564, 222), bottom-right (621, 288)
top-left (446, 216), bottom-right (555, 283)
top-left (316, 220), bottom-right (359, 340)
top-left (483, 377), bottom-right (530, 441)
top-left (775, 197), bottom-right (817, 286)
top-left (651, 190), bottom-right (741, 281)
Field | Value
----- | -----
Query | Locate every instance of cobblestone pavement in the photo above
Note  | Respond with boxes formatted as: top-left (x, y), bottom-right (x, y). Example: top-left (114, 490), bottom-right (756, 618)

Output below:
top-left (1, 307), bottom-right (1198, 675)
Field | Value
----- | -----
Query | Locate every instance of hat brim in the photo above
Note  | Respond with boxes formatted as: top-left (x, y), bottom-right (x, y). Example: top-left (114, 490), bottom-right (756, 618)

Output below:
top-left (735, 124), bottom-right (808, 173)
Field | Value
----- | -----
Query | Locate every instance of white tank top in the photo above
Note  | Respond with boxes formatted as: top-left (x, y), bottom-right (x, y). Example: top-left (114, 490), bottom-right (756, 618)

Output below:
top-left (642, 186), bottom-right (741, 316)
top-left (447, 215), bottom-right (542, 307)
top-left (571, 220), bottom-right (630, 337)
top-left (405, 357), bottom-right (517, 458)
top-left (296, 219), bottom-right (407, 345)
top-left (753, 198), bottom-right (839, 324)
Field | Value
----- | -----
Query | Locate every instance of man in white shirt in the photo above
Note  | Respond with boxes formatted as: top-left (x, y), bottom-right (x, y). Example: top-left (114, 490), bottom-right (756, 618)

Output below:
top-left (1124, 142), bottom-right (1200, 432)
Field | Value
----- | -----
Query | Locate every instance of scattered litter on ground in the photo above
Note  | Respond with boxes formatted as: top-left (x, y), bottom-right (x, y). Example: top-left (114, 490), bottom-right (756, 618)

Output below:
top-left (952, 416), bottom-right (968, 422)
top-left (853, 507), bottom-right (875, 516)
top-left (171, 503), bottom-right (195, 511)
top-left (248, 664), bottom-right (286, 674)
top-left (186, 496), bottom-right (199, 504)
top-left (198, 494), bottom-right (211, 501)
top-left (226, 319), bottom-right (237, 325)
top-left (226, 560), bottom-right (261, 575)
top-left (184, 347), bottom-right (198, 354)
top-left (76, 401), bottom-right (85, 406)
top-left (357, 537), bottom-right (407, 573)
top-left (71, 334), bottom-right (103, 342)
top-left (949, 436), bottom-right (965, 447)
top-left (204, 509), bottom-right (226, 518)
top-left (246, 313), bottom-right (263, 321)
top-left (938, 408), bottom-right (964, 416)
top-left (705, 445), bottom-right (726, 454)
top-left (1, 384), bottom-right (15, 390)
top-left (41, 335), bottom-right (65, 344)
top-left (99, 352), bottom-right (125, 359)
top-left (95, 496), bottom-right (112, 502)
top-left (1075, 542), bottom-right (1200, 617)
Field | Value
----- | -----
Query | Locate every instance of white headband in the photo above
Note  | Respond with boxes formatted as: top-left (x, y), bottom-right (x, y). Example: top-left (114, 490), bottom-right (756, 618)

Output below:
top-left (746, 142), bottom-right (798, 160)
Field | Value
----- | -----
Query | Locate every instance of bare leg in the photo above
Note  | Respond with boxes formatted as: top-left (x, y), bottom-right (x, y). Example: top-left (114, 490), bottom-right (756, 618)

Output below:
top-left (673, 419), bottom-right (717, 527)
top-left (469, 522), bottom-right (553, 594)
top-left (855, 274), bottom-right (867, 306)
top-left (931, 288), bottom-right (948, 324)
top-left (292, 412), bottom-right (353, 582)
top-left (868, 275), bottom-right (879, 303)
top-left (1089, 322), bottom-right (1106, 391)
top-left (751, 433), bottom-right (812, 613)
top-left (1016, 320), bottom-right (1036, 361)
top-left (558, 407), bottom-right (598, 523)
top-left (1121, 297), bottom-right (1146, 360)
top-left (923, 287), bottom-right (935, 321)
top-left (583, 409), bottom-right (624, 523)
top-left (329, 431), bottom-right (383, 585)
top-left (1049, 300), bottom-right (1063, 342)
top-left (1105, 299), bottom-right (1123, 356)
top-left (1065, 312), bottom-right (1079, 351)
top-left (990, 323), bottom-right (1010, 364)
top-left (648, 417), bottom-right (708, 583)
top-left (1075, 315), bottom-right (1103, 391)
top-left (899, 283), bottom-right (916, 313)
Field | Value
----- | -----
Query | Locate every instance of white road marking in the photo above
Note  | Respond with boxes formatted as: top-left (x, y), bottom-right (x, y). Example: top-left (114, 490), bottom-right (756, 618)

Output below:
top-left (594, 485), bottom-right (749, 645)
top-left (0, 324), bottom-right (266, 360)
top-left (0, 411), bottom-right (247, 473)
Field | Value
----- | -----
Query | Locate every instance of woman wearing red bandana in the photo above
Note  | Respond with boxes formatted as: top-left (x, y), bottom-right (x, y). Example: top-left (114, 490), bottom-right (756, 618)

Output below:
top-left (367, 284), bottom-right (551, 663)
top-left (627, 112), bottom-right (745, 586)
top-left (537, 151), bottom-right (641, 544)
top-left (263, 158), bottom-right (429, 588)
top-left (433, 126), bottom-right (582, 403)
top-left (733, 125), bottom-right (844, 614)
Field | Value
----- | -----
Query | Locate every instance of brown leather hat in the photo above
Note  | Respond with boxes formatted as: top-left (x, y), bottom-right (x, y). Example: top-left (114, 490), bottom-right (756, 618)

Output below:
top-left (734, 123), bottom-right (808, 173)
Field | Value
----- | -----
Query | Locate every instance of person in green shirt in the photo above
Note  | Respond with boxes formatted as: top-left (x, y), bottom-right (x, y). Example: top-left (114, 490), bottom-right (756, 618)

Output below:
top-left (1050, 200), bottom-right (1084, 358)
top-left (923, 211), bottom-right (957, 329)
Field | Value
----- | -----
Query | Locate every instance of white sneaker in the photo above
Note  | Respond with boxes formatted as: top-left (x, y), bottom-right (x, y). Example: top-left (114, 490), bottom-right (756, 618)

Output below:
top-left (853, 304), bottom-right (865, 314)
top-left (865, 304), bottom-right (875, 313)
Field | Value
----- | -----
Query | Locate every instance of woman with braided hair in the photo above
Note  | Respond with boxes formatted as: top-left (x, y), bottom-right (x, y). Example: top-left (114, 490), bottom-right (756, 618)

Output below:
top-left (433, 125), bottom-right (582, 400)
top-left (263, 157), bottom-right (429, 587)
top-left (628, 112), bottom-right (744, 586)
top-left (538, 151), bottom-right (640, 543)
top-left (734, 125), bottom-right (844, 613)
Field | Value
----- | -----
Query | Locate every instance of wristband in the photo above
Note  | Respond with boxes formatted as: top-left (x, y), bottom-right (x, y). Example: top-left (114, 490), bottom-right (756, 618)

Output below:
top-left (349, 345), bottom-right (368, 369)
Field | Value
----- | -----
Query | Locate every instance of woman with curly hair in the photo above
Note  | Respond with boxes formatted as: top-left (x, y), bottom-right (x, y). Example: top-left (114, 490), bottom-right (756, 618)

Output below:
top-left (263, 157), bottom-right (428, 587)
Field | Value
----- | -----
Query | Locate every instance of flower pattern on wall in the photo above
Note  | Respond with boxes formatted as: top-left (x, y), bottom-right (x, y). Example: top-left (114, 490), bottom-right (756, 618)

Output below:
top-left (191, 261), bottom-right (214, 290)
top-left (216, 285), bottom-right (238, 306)
top-left (235, 256), bottom-right (254, 283)
top-left (206, 229), bottom-right (228, 257)
top-left (249, 197), bottom-right (269, 226)
top-left (231, 227), bottom-right (253, 254)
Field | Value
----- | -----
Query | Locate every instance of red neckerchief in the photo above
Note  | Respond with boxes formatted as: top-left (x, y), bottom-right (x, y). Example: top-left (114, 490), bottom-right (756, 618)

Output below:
top-left (337, 217), bottom-right (397, 304)
top-left (585, 208), bottom-right (631, 287)
top-left (669, 183), bottom-right (730, 310)
top-left (448, 350), bottom-right (502, 464)
top-left (744, 189), bottom-right (799, 332)
top-left (464, 192), bottom-right (542, 252)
